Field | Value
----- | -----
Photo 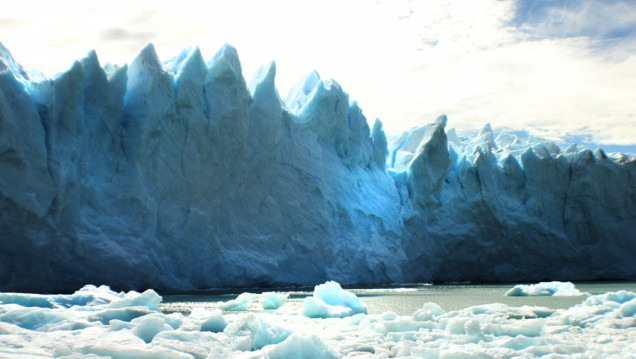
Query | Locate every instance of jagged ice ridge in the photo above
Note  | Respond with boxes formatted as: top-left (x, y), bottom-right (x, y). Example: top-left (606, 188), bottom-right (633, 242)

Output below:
top-left (0, 42), bottom-right (635, 292)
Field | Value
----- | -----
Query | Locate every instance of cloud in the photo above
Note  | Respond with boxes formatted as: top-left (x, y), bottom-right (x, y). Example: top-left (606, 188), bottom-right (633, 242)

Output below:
top-left (350, 0), bottom-right (636, 149)
top-left (509, 0), bottom-right (636, 42)
top-left (0, 17), bottom-right (24, 29)
top-left (1, 0), bottom-right (634, 149)
top-left (100, 28), bottom-right (155, 43)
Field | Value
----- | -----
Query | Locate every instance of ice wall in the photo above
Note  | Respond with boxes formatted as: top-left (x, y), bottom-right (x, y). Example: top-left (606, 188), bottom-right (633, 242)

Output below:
top-left (390, 122), bottom-right (636, 283)
top-left (0, 42), bottom-right (634, 292)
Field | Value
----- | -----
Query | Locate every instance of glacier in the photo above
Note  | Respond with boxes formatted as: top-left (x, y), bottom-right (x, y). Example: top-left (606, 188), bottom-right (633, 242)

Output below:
top-left (0, 41), bottom-right (635, 293)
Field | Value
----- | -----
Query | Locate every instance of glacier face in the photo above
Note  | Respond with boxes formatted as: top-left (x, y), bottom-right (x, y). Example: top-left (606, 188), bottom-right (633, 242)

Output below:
top-left (0, 42), bottom-right (635, 292)
top-left (390, 121), bottom-right (636, 283)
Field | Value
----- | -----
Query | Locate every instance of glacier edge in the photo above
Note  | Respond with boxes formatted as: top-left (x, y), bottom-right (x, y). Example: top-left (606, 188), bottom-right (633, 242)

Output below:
top-left (0, 42), bottom-right (634, 292)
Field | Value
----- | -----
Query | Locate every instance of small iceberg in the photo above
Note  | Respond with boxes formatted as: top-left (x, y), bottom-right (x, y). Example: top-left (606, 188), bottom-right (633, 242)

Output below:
top-left (261, 292), bottom-right (288, 310)
top-left (217, 293), bottom-right (260, 311)
top-left (302, 281), bottom-right (368, 318)
top-left (505, 281), bottom-right (585, 296)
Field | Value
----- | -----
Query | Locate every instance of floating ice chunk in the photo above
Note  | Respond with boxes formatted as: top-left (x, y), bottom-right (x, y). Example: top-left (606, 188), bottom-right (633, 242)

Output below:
top-left (129, 312), bottom-right (182, 330)
top-left (553, 290), bottom-right (636, 331)
top-left (222, 314), bottom-right (290, 351)
top-left (109, 319), bottom-right (134, 331)
top-left (217, 293), bottom-right (260, 311)
top-left (596, 290), bottom-right (636, 304)
top-left (302, 297), bottom-right (355, 318)
top-left (0, 304), bottom-right (92, 332)
top-left (302, 281), bottom-right (367, 318)
top-left (412, 302), bottom-right (445, 321)
top-left (571, 290), bottom-right (636, 322)
top-left (182, 307), bottom-right (227, 332)
top-left (108, 289), bottom-right (162, 311)
top-left (379, 317), bottom-right (436, 334)
top-left (619, 297), bottom-right (636, 317)
top-left (92, 306), bottom-right (154, 324)
top-left (261, 292), bottom-right (288, 310)
top-left (313, 281), bottom-right (367, 314)
top-left (261, 334), bottom-right (337, 359)
top-left (153, 330), bottom-right (231, 358)
top-left (75, 329), bottom-right (194, 359)
top-left (0, 292), bottom-right (61, 308)
top-left (380, 311), bottom-right (398, 320)
top-left (442, 316), bottom-right (474, 335)
top-left (482, 317), bottom-right (545, 338)
top-left (251, 317), bottom-right (291, 350)
top-left (0, 284), bottom-right (157, 310)
top-left (200, 311), bottom-right (227, 332)
top-left (131, 315), bottom-right (172, 343)
top-left (72, 285), bottom-right (130, 306)
top-left (505, 281), bottom-right (584, 296)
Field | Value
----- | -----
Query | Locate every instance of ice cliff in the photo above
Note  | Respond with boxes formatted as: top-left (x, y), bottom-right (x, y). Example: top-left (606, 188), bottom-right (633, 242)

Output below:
top-left (1, 42), bottom-right (635, 292)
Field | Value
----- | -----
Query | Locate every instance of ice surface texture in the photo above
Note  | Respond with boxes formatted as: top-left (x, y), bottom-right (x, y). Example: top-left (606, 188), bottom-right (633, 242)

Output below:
top-left (1, 284), bottom-right (635, 358)
top-left (0, 42), bottom-right (635, 292)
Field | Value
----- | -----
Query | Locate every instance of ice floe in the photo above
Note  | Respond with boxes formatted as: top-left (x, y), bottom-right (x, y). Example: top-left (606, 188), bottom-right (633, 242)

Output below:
top-left (505, 281), bottom-right (586, 297)
top-left (1, 282), bottom-right (635, 358)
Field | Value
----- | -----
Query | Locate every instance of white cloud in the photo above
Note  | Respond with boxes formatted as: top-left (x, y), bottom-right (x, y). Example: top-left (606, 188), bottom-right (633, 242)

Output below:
top-left (0, 0), bottom-right (634, 147)
top-left (512, 0), bottom-right (636, 40)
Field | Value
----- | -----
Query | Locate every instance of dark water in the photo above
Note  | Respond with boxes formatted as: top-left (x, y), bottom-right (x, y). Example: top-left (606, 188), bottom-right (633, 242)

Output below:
top-left (160, 281), bottom-right (636, 316)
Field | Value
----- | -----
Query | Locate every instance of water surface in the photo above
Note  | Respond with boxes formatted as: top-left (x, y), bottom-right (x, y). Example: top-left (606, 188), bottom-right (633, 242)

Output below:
top-left (161, 281), bottom-right (636, 315)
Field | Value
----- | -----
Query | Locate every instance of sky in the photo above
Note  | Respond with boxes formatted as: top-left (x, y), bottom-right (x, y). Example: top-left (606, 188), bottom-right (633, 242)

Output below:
top-left (1, 0), bottom-right (635, 152)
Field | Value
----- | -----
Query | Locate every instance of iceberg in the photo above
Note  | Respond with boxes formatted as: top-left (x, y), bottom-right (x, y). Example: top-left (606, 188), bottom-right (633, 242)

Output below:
top-left (261, 292), bottom-right (288, 310)
top-left (505, 281), bottom-right (585, 296)
top-left (0, 41), bottom-right (635, 292)
top-left (302, 281), bottom-right (367, 318)
top-left (217, 293), bottom-right (260, 311)
top-left (182, 307), bottom-right (227, 332)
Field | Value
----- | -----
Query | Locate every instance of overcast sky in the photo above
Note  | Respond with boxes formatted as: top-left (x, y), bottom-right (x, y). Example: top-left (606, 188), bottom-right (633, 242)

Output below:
top-left (2, 0), bottom-right (635, 151)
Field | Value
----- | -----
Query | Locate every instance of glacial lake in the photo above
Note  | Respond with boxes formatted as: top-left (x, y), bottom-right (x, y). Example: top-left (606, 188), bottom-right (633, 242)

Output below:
top-left (160, 281), bottom-right (636, 315)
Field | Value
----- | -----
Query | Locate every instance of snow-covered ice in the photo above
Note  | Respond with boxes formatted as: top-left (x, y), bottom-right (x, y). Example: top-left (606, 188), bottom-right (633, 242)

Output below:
top-left (505, 281), bottom-right (586, 297)
top-left (1, 282), bottom-right (635, 358)
top-left (0, 41), bottom-right (635, 292)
